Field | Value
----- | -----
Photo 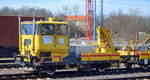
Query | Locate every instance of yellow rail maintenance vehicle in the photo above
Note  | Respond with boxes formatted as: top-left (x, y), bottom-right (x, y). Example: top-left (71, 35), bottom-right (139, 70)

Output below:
top-left (117, 37), bottom-right (150, 69)
top-left (137, 38), bottom-right (150, 69)
top-left (16, 18), bottom-right (69, 75)
top-left (16, 17), bottom-right (150, 75)
top-left (117, 40), bottom-right (139, 68)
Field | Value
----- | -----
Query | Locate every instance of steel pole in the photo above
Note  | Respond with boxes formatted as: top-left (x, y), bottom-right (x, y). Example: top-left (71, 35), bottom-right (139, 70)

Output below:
top-left (93, 0), bottom-right (97, 41)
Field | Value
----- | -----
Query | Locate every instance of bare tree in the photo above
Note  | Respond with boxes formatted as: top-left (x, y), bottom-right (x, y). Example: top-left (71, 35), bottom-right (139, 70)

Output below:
top-left (62, 5), bottom-right (72, 16)
top-left (0, 7), bottom-right (16, 15)
top-left (129, 8), bottom-right (141, 17)
top-left (105, 9), bottom-right (147, 41)
top-left (72, 3), bottom-right (80, 16)
top-left (0, 6), bottom-right (53, 17)
top-left (71, 3), bottom-right (80, 23)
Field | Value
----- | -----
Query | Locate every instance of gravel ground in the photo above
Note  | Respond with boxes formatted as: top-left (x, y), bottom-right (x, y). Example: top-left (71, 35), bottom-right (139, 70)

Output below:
top-left (0, 68), bottom-right (150, 80)
top-left (0, 63), bottom-right (149, 80)
top-left (0, 68), bottom-right (25, 75)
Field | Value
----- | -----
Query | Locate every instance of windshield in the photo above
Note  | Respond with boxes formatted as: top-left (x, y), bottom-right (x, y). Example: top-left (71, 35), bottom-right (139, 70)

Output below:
top-left (41, 24), bottom-right (55, 35)
top-left (22, 24), bottom-right (67, 35)
top-left (22, 24), bottom-right (40, 35)
top-left (56, 24), bottom-right (67, 35)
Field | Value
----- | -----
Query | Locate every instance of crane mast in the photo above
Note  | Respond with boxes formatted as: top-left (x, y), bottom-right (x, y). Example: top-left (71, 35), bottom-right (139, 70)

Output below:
top-left (85, 0), bottom-right (94, 40)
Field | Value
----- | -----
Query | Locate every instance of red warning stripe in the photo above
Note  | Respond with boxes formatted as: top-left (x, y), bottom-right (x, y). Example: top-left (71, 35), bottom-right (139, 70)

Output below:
top-left (53, 56), bottom-right (61, 58)
top-left (81, 54), bottom-right (120, 57)
top-left (135, 52), bottom-right (149, 56)
top-left (140, 54), bottom-right (149, 56)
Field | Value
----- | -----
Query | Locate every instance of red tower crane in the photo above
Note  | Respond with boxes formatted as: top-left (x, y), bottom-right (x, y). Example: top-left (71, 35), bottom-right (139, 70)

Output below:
top-left (85, 0), bottom-right (94, 40)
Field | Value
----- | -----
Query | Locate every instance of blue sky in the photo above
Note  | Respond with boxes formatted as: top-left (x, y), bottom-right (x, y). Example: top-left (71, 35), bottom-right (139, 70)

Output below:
top-left (0, 0), bottom-right (150, 16)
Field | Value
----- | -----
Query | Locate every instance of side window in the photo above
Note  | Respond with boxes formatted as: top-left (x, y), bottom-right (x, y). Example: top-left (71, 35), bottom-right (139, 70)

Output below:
top-left (56, 24), bottom-right (67, 35)
top-left (22, 24), bottom-right (33, 35)
top-left (42, 24), bottom-right (55, 35)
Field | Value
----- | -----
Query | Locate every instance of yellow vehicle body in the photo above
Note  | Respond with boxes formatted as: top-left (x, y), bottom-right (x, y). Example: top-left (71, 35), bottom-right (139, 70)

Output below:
top-left (138, 38), bottom-right (150, 60)
top-left (117, 36), bottom-right (150, 66)
top-left (81, 26), bottom-right (120, 62)
top-left (117, 39), bottom-right (136, 56)
top-left (19, 19), bottom-right (69, 63)
top-left (117, 47), bottom-right (136, 56)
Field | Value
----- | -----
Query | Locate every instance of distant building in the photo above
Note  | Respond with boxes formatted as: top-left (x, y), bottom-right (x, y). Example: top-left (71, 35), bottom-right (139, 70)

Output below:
top-left (67, 16), bottom-right (85, 29)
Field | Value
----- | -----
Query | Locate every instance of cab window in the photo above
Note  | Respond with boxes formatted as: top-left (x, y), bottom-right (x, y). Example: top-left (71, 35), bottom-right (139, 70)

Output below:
top-left (56, 24), bottom-right (67, 35)
top-left (22, 24), bottom-right (40, 35)
top-left (41, 24), bottom-right (55, 35)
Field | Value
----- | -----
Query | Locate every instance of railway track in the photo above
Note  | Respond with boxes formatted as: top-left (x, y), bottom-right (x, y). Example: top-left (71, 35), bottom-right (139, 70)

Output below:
top-left (0, 63), bottom-right (21, 69)
top-left (0, 61), bottom-right (150, 80)
top-left (0, 58), bottom-right (14, 63)
top-left (0, 58), bottom-right (20, 69)
top-left (0, 73), bottom-right (38, 80)
top-left (0, 67), bottom-right (150, 80)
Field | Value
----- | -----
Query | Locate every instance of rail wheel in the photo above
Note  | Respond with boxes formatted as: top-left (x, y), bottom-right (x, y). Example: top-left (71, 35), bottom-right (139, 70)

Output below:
top-left (124, 63), bottom-right (132, 68)
top-left (46, 68), bottom-right (56, 75)
top-left (77, 64), bottom-right (84, 72)
top-left (96, 67), bottom-right (105, 72)
top-left (95, 64), bottom-right (108, 72)
top-left (140, 65), bottom-right (149, 70)
top-left (77, 64), bottom-right (92, 72)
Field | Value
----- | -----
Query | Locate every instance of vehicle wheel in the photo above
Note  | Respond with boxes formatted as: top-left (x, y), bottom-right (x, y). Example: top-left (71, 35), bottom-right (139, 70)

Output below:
top-left (96, 64), bottom-right (107, 72)
top-left (141, 65), bottom-right (148, 69)
top-left (23, 66), bottom-right (29, 72)
top-left (46, 68), bottom-right (56, 75)
top-left (96, 67), bottom-right (105, 72)
top-left (77, 68), bottom-right (82, 72)
top-left (77, 64), bottom-right (84, 72)
top-left (124, 63), bottom-right (132, 68)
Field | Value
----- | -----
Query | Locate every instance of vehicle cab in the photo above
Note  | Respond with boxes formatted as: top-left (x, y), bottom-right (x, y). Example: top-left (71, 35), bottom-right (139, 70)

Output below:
top-left (19, 18), bottom-right (69, 65)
